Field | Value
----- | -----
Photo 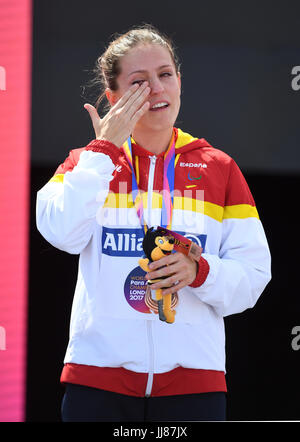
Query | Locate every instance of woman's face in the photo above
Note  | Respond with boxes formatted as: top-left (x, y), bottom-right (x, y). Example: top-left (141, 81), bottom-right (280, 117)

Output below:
top-left (108, 44), bottom-right (181, 134)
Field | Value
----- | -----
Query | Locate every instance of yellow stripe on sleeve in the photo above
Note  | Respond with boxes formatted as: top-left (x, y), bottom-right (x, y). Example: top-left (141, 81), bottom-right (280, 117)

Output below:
top-left (49, 174), bottom-right (64, 184)
top-left (223, 204), bottom-right (259, 220)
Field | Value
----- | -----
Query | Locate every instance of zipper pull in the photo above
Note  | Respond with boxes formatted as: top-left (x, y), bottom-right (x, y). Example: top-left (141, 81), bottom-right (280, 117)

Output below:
top-left (149, 155), bottom-right (157, 164)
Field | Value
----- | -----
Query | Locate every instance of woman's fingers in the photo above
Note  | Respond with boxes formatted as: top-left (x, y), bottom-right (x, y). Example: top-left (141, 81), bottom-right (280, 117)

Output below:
top-left (147, 261), bottom-right (182, 283)
top-left (124, 83), bottom-right (150, 118)
top-left (146, 253), bottom-right (198, 294)
top-left (115, 82), bottom-right (150, 118)
top-left (113, 83), bottom-right (140, 109)
top-left (131, 101), bottom-right (150, 124)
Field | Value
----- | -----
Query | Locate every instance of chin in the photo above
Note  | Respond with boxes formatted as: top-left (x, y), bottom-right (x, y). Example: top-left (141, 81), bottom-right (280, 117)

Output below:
top-left (139, 113), bottom-right (178, 133)
top-left (148, 121), bottom-right (174, 132)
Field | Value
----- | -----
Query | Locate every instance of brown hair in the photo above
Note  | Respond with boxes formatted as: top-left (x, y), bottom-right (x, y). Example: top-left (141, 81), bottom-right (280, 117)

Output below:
top-left (83, 25), bottom-right (180, 113)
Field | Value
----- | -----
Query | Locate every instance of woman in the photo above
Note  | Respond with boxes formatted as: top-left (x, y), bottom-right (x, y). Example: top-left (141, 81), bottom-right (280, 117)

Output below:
top-left (36, 26), bottom-right (271, 422)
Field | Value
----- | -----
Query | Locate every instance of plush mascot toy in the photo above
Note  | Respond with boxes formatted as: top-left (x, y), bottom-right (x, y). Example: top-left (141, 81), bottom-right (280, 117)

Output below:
top-left (139, 227), bottom-right (177, 324)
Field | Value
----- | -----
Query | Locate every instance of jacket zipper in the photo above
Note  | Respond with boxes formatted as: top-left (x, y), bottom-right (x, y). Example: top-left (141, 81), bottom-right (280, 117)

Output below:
top-left (145, 154), bottom-right (157, 397)
top-left (147, 155), bottom-right (157, 227)
top-left (145, 321), bottom-right (155, 397)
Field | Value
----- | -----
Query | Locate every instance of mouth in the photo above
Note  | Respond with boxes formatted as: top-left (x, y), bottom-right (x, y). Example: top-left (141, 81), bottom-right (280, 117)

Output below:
top-left (149, 101), bottom-right (170, 112)
top-left (162, 249), bottom-right (172, 255)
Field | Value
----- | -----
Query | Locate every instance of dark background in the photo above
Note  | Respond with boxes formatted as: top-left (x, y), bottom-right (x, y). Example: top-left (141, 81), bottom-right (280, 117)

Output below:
top-left (27, 0), bottom-right (300, 421)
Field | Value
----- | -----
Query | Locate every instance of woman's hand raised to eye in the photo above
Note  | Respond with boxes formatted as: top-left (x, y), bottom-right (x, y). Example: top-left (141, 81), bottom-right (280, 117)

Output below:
top-left (84, 82), bottom-right (150, 148)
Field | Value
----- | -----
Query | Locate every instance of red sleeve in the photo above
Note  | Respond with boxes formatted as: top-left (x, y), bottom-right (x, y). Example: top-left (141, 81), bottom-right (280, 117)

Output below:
top-left (52, 140), bottom-right (123, 179)
top-left (189, 256), bottom-right (210, 288)
top-left (53, 148), bottom-right (85, 176)
top-left (85, 139), bottom-right (121, 165)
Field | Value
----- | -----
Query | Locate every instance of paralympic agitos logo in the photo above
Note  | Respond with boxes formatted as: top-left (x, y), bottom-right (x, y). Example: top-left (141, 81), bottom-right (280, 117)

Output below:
top-left (101, 227), bottom-right (207, 257)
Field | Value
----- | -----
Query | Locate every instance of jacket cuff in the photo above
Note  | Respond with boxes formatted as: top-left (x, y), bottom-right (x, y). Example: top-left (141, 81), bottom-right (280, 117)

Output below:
top-left (189, 256), bottom-right (210, 288)
top-left (85, 139), bottom-right (120, 165)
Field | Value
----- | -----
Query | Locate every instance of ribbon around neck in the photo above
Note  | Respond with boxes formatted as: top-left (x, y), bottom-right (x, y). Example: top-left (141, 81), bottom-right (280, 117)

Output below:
top-left (122, 131), bottom-right (176, 235)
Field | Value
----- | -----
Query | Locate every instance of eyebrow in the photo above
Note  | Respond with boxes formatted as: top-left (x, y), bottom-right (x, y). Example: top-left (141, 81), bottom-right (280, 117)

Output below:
top-left (128, 64), bottom-right (173, 77)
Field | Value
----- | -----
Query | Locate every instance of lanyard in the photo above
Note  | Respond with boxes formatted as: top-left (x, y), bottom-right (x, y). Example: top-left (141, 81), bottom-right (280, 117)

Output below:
top-left (123, 131), bottom-right (176, 234)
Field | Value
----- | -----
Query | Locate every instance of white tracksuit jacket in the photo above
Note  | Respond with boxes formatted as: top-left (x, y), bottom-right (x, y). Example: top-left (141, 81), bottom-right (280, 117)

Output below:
top-left (36, 128), bottom-right (271, 397)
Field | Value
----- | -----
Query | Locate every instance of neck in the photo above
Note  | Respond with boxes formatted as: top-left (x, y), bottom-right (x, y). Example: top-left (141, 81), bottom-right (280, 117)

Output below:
top-left (132, 127), bottom-right (174, 155)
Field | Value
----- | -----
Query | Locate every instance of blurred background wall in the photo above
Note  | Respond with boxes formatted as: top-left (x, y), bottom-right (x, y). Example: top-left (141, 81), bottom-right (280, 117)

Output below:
top-left (27, 0), bottom-right (300, 421)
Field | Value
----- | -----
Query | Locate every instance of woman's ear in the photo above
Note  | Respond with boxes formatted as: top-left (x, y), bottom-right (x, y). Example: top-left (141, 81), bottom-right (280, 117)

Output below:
top-left (105, 88), bottom-right (120, 107)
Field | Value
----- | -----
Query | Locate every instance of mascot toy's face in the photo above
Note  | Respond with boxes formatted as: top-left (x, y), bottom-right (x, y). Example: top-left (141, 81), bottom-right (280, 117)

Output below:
top-left (142, 227), bottom-right (175, 262)
top-left (151, 236), bottom-right (175, 261)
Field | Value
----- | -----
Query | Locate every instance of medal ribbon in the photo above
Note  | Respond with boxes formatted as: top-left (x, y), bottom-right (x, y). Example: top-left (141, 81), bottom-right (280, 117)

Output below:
top-left (123, 131), bottom-right (176, 234)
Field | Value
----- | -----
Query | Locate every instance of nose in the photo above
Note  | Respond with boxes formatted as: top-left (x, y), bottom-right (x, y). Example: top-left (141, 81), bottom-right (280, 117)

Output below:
top-left (149, 76), bottom-right (164, 95)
